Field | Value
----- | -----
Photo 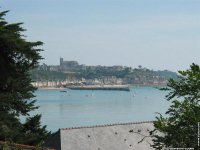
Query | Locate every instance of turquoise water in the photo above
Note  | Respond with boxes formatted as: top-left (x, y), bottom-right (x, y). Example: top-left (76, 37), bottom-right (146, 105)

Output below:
top-left (33, 86), bottom-right (170, 132)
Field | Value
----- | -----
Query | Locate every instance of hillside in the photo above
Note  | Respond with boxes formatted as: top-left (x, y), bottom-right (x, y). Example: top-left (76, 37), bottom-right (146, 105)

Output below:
top-left (31, 65), bottom-right (178, 86)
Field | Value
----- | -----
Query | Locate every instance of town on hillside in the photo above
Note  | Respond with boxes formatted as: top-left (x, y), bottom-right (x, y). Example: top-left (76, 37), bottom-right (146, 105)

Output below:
top-left (31, 57), bottom-right (178, 88)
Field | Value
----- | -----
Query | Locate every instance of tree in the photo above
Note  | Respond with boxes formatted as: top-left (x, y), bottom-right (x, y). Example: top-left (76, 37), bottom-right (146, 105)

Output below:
top-left (151, 63), bottom-right (200, 149)
top-left (0, 11), bottom-right (50, 145)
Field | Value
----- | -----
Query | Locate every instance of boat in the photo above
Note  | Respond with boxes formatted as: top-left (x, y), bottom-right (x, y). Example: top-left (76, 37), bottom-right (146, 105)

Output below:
top-left (60, 90), bottom-right (67, 92)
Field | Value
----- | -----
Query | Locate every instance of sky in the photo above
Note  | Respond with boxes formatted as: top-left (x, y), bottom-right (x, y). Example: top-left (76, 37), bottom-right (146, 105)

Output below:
top-left (1, 0), bottom-right (200, 71)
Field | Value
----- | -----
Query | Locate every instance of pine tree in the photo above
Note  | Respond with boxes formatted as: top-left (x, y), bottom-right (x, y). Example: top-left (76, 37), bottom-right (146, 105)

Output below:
top-left (0, 10), bottom-right (50, 145)
top-left (151, 63), bottom-right (200, 149)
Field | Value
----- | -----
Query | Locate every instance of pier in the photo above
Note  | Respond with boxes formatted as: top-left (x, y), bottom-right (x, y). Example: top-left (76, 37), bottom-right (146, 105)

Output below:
top-left (67, 86), bottom-right (130, 91)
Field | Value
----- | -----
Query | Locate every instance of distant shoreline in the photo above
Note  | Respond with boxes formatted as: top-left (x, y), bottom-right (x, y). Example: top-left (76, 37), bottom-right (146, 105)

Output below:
top-left (37, 85), bottom-right (129, 91)
top-left (36, 84), bottom-right (166, 91)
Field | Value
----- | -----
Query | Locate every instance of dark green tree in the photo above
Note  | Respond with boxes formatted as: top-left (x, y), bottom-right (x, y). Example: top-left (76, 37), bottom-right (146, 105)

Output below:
top-left (151, 63), bottom-right (200, 149)
top-left (0, 11), bottom-right (50, 145)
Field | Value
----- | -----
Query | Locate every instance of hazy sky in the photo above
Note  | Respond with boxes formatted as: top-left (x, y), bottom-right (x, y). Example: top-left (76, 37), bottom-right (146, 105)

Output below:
top-left (1, 0), bottom-right (200, 71)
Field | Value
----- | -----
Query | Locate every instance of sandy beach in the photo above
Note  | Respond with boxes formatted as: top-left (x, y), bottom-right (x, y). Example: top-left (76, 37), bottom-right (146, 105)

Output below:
top-left (37, 87), bottom-right (66, 90)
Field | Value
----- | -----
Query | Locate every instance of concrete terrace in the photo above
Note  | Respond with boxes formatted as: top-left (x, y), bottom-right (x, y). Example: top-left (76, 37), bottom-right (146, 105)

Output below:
top-left (46, 121), bottom-right (156, 150)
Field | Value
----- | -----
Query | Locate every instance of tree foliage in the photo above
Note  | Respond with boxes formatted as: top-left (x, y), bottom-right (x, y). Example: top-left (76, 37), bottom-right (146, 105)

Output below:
top-left (152, 63), bottom-right (200, 149)
top-left (31, 69), bottom-right (68, 81)
top-left (0, 11), bottom-right (50, 145)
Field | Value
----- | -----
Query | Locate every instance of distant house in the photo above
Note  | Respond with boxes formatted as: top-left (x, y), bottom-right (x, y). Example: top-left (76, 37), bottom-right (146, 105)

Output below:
top-left (45, 121), bottom-right (156, 150)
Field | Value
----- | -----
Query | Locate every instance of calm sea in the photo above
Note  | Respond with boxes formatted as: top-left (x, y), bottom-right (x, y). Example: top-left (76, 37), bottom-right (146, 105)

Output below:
top-left (32, 86), bottom-right (170, 132)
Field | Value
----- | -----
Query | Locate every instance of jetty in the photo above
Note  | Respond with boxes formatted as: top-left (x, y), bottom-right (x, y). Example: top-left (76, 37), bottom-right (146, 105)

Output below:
top-left (67, 85), bottom-right (130, 91)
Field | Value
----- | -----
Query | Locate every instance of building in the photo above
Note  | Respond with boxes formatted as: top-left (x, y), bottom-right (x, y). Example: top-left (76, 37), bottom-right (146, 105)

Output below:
top-left (45, 121), bottom-right (157, 150)
top-left (60, 57), bottom-right (79, 71)
top-left (0, 141), bottom-right (54, 150)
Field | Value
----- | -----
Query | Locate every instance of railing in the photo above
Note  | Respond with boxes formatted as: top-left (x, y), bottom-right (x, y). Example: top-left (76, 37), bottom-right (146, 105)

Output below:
top-left (60, 121), bottom-right (154, 130)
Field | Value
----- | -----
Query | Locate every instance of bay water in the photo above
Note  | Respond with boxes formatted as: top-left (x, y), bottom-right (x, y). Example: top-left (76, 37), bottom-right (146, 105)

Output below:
top-left (33, 86), bottom-right (170, 132)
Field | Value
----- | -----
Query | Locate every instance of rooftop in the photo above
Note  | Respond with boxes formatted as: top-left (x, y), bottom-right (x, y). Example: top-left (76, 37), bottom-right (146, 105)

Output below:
top-left (46, 121), bottom-right (156, 150)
